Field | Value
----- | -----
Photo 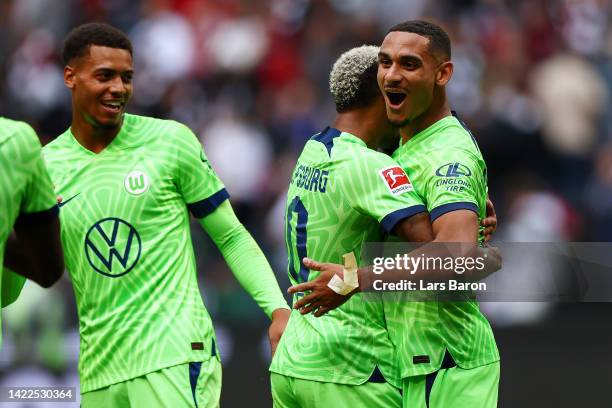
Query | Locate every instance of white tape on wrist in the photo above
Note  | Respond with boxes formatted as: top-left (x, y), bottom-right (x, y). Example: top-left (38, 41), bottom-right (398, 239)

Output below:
top-left (327, 252), bottom-right (359, 295)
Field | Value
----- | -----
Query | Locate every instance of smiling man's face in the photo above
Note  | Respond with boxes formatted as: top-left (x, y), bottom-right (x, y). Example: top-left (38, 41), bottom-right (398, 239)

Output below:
top-left (65, 45), bottom-right (133, 130)
top-left (377, 31), bottom-right (442, 127)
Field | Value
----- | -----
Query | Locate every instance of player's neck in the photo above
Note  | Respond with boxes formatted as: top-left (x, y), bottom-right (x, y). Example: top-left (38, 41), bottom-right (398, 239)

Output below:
top-left (400, 99), bottom-right (451, 143)
top-left (333, 109), bottom-right (384, 149)
top-left (71, 113), bottom-right (122, 154)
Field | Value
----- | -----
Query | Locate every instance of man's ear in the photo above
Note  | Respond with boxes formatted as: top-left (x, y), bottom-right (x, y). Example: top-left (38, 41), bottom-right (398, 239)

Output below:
top-left (435, 61), bottom-right (453, 86)
top-left (64, 65), bottom-right (76, 89)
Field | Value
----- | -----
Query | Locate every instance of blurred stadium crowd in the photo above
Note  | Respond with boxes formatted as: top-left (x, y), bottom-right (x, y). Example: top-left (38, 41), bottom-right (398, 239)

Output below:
top-left (0, 0), bottom-right (610, 405)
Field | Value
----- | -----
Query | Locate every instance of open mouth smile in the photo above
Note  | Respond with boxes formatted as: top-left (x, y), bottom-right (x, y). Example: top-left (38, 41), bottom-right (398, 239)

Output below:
top-left (385, 90), bottom-right (407, 107)
top-left (101, 100), bottom-right (124, 114)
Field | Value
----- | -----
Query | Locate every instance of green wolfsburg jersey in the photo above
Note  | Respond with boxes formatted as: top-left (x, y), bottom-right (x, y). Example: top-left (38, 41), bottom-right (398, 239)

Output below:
top-left (43, 114), bottom-right (228, 393)
top-left (387, 114), bottom-right (499, 378)
top-left (0, 118), bottom-right (57, 346)
top-left (270, 127), bottom-right (426, 387)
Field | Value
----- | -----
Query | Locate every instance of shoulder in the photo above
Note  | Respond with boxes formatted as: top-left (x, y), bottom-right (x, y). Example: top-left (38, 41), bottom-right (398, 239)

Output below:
top-left (0, 117), bottom-right (38, 148)
top-left (119, 114), bottom-right (199, 154)
top-left (136, 115), bottom-right (199, 149)
top-left (123, 113), bottom-right (183, 142)
top-left (340, 139), bottom-right (398, 171)
top-left (432, 117), bottom-right (482, 157)
top-left (128, 114), bottom-right (192, 136)
top-left (408, 119), bottom-right (484, 175)
top-left (42, 129), bottom-right (72, 160)
top-left (335, 143), bottom-right (404, 194)
top-left (0, 119), bottom-right (43, 166)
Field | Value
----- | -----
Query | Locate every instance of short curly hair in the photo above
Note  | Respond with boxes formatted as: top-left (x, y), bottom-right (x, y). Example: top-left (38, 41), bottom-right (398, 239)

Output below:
top-left (387, 20), bottom-right (451, 61)
top-left (329, 45), bottom-right (380, 113)
top-left (62, 22), bottom-right (132, 65)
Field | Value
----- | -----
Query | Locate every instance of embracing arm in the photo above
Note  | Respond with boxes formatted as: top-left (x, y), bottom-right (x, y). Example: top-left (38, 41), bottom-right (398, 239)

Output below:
top-left (291, 209), bottom-right (501, 315)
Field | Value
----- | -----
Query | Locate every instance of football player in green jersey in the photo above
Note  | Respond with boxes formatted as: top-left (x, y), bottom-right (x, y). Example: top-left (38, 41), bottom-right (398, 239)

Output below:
top-left (0, 118), bottom-right (64, 335)
top-left (378, 21), bottom-right (499, 408)
top-left (291, 20), bottom-right (500, 408)
top-left (270, 46), bottom-right (435, 408)
top-left (43, 23), bottom-right (290, 407)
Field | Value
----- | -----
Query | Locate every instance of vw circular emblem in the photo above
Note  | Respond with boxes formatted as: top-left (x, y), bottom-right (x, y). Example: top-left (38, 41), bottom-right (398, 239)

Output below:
top-left (124, 170), bottom-right (149, 195)
top-left (84, 217), bottom-right (141, 278)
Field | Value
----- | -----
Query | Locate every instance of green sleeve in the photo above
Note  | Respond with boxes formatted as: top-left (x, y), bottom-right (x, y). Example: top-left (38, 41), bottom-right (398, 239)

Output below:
top-left (19, 123), bottom-right (57, 215)
top-left (422, 146), bottom-right (486, 221)
top-left (198, 201), bottom-right (289, 318)
top-left (1, 267), bottom-right (26, 308)
top-left (172, 123), bottom-right (229, 218)
top-left (340, 150), bottom-right (426, 233)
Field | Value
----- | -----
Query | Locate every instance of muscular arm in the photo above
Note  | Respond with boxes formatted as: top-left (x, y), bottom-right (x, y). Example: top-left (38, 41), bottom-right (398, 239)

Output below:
top-left (396, 201), bottom-right (496, 243)
top-left (432, 209), bottom-right (478, 243)
top-left (394, 211), bottom-right (434, 242)
top-left (357, 210), bottom-right (493, 288)
top-left (292, 209), bottom-right (500, 313)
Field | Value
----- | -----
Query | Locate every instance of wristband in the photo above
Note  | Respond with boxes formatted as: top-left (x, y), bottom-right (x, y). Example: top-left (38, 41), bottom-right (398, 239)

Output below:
top-left (327, 252), bottom-right (359, 295)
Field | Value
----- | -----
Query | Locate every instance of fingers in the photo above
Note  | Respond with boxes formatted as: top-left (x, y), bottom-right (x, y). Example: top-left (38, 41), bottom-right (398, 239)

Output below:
top-left (292, 292), bottom-right (318, 310)
top-left (287, 281), bottom-right (314, 294)
top-left (481, 217), bottom-right (497, 228)
top-left (302, 257), bottom-right (325, 271)
top-left (483, 226), bottom-right (495, 235)
top-left (298, 303), bottom-right (318, 315)
top-left (484, 198), bottom-right (498, 239)
top-left (483, 227), bottom-right (496, 242)
top-left (313, 306), bottom-right (331, 317)
top-left (481, 215), bottom-right (497, 243)
top-left (486, 198), bottom-right (496, 216)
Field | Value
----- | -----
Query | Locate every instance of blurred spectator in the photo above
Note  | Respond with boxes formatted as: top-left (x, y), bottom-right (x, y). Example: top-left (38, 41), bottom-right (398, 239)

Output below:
top-left (130, 1), bottom-right (196, 106)
top-left (201, 113), bottom-right (273, 204)
top-left (530, 53), bottom-right (607, 157)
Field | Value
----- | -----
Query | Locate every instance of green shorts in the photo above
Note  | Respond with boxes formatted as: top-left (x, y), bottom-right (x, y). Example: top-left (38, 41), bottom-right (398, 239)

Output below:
top-left (271, 372), bottom-right (401, 408)
top-left (81, 358), bottom-right (222, 408)
top-left (402, 360), bottom-right (499, 408)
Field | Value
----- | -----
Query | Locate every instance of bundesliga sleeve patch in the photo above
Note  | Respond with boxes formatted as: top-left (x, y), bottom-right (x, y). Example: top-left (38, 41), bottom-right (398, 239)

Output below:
top-left (379, 166), bottom-right (413, 195)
